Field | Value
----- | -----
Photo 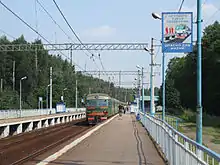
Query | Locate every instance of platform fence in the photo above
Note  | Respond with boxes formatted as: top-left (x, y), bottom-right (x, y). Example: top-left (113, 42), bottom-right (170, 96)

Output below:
top-left (0, 108), bottom-right (86, 119)
top-left (139, 112), bottom-right (220, 165)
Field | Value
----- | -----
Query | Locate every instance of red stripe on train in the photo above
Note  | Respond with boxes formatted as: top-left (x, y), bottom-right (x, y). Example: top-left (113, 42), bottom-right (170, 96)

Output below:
top-left (88, 117), bottom-right (94, 121)
top-left (101, 117), bottom-right (107, 120)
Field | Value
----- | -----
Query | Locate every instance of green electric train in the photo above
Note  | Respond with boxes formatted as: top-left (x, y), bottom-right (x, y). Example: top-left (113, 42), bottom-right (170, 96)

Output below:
top-left (85, 93), bottom-right (125, 124)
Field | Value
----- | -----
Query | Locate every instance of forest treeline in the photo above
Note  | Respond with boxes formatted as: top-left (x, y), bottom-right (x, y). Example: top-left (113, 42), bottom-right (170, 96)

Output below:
top-left (0, 35), bottom-right (135, 109)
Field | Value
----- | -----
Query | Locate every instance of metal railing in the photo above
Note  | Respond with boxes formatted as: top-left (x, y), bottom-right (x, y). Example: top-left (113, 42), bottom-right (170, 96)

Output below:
top-left (139, 112), bottom-right (220, 165)
top-left (0, 108), bottom-right (86, 119)
top-left (155, 113), bottom-right (184, 130)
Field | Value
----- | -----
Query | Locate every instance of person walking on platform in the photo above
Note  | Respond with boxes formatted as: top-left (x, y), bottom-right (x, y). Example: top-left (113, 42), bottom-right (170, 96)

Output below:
top-left (118, 105), bottom-right (123, 119)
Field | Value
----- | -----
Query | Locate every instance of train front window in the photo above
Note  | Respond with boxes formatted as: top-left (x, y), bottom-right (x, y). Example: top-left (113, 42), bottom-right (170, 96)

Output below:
top-left (97, 99), bottom-right (108, 106)
top-left (86, 100), bottom-right (97, 106)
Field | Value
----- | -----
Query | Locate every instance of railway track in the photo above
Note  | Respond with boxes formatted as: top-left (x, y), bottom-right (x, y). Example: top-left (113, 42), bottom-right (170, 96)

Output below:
top-left (0, 119), bottom-right (92, 165)
top-left (0, 121), bottom-right (80, 153)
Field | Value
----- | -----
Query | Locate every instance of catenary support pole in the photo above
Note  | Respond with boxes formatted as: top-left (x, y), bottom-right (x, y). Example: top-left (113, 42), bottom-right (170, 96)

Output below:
top-left (150, 38), bottom-right (155, 116)
top-left (196, 0), bottom-right (203, 144)
top-left (13, 61), bottom-right (15, 91)
top-left (19, 79), bottom-right (22, 110)
top-left (75, 79), bottom-right (78, 109)
top-left (50, 67), bottom-right (52, 110)
top-left (142, 67), bottom-right (145, 113)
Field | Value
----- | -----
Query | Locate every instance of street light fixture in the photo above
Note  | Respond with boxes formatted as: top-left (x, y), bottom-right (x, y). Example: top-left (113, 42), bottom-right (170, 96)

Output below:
top-left (136, 65), bottom-right (141, 69)
top-left (21, 76), bottom-right (27, 81)
top-left (144, 47), bottom-right (150, 52)
top-left (62, 88), bottom-right (68, 101)
top-left (20, 76), bottom-right (27, 113)
top-left (152, 12), bottom-right (162, 20)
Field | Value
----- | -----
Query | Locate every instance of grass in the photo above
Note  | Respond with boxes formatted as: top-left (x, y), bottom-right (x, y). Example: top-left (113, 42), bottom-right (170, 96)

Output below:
top-left (173, 110), bottom-right (220, 159)
top-left (211, 139), bottom-right (220, 144)
top-left (211, 135), bottom-right (220, 144)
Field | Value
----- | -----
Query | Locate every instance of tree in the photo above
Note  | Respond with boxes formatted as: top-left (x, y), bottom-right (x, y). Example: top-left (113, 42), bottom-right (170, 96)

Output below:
top-left (0, 35), bottom-right (131, 109)
top-left (159, 21), bottom-right (220, 116)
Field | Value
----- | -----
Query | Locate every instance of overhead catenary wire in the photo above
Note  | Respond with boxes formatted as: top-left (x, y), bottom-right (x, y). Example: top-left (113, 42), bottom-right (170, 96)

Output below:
top-left (0, 28), bottom-right (16, 40)
top-left (52, 0), bottom-right (101, 72)
top-left (0, 0), bottom-right (85, 71)
top-left (52, 0), bottom-right (93, 56)
top-left (34, 0), bottom-right (39, 39)
top-left (36, 0), bottom-right (84, 70)
top-left (203, 7), bottom-right (220, 27)
top-left (36, 0), bottom-right (75, 43)
top-left (98, 54), bottom-right (106, 72)
top-left (191, 0), bottom-right (207, 22)
top-left (91, 55), bottom-right (101, 71)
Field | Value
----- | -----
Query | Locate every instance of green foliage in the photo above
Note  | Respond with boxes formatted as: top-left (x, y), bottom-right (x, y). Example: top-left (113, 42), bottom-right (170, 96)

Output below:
top-left (0, 89), bottom-right (19, 109)
top-left (159, 21), bottom-right (220, 116)
top-left (0, 36), bottom-right (132, 109)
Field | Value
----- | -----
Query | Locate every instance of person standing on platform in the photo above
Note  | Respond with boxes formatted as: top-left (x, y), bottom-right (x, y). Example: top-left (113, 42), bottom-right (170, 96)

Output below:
top-left (118, 105), bottom-right (123, 119)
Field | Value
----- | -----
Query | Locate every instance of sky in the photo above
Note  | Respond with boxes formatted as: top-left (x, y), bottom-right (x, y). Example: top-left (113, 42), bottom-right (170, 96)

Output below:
top-left (0, 0), bottom-right (219, 88)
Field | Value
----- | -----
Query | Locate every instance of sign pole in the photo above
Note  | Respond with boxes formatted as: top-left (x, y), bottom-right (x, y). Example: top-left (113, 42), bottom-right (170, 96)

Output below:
top-left (162, 52), bottom-right (165, 121)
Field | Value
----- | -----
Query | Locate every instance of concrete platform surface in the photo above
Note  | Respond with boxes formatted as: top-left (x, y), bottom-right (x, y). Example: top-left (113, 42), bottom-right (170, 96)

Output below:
top-left (0, 112), bottom-right (83, 124)
top-left (49, 114), bottom-right (165, 165)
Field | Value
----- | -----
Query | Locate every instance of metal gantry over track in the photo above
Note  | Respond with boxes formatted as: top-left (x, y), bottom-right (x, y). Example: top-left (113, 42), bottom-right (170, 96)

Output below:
top-left (79, 70), bottom-right (153, 75)
top-left (0, 43), bottom-right (148, 52)
top-left (79, 70), bottom-right (159, 88)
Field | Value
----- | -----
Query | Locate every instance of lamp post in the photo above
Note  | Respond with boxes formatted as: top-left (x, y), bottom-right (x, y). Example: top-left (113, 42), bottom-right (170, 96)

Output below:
top-left (20, 76), bottom-right (27, 112)
top-left (152, 12), bottom-right (165, 121)
top-left (62, 88), bottom-right (67, 101)
top-left (46, 84), bottom-right (51, 109)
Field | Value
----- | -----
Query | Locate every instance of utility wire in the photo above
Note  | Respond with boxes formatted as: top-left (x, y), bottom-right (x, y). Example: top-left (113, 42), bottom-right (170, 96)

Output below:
top-left (52, 0), bottom-right (101, 71)
top-left (204, 7), bottom-right (220, 27)
top-left (0, 0), bottom-right (85, 71)
top-left (0, 28), bottom-right (16, 40)
top-left (91, 55), bottom-right (100, 70)
top-left (36, 0), bottom-right (83, 69)
top-left (0, 1), bottom-right (52, 44)
top-left (98, 54), bottom-right (106, 72)
top-left (52, 0), bottom-right (93, 56)
top-left (98, 53), bottom-right (109, 78)
top-left (193, 0), bottom-right (207, 22)
top-left (36, 0), bottom-right (74, 43)
top-left (34, 0), bottom-right (39, 39)
top-left (178, 0), bottom-right (185, 12)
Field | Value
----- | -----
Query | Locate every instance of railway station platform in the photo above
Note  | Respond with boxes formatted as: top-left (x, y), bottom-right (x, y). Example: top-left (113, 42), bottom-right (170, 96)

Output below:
top-left (0, 111), bottom-right (86, 139)
top-left (0, 111), bottom-right (84, 124)
top-left (44, 114), bottom-right (165, 165)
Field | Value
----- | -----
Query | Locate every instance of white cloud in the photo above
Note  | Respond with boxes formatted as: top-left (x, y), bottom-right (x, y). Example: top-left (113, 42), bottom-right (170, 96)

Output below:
top-left (82, 25), bottom-right (116, 39)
